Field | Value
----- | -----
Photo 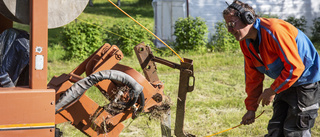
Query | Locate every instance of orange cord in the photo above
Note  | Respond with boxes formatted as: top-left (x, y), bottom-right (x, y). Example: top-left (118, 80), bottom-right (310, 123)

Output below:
top-left (205, 110), bottom-right (265, 137)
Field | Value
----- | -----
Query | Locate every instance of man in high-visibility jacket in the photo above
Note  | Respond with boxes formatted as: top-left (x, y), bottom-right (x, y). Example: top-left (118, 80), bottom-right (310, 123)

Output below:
top-left (223, 0), bottom-right (320, 136)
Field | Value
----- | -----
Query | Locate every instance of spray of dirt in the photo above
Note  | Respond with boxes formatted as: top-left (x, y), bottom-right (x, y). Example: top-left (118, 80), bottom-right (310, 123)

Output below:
top-left (147, 95), bottom-right (171, 121)
top-left (90, 85), bottom-right (173, 135)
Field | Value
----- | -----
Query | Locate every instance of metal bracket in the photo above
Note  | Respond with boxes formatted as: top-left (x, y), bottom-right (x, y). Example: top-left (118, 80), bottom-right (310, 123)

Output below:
top-left (134, 43), bottom-right (195, 137)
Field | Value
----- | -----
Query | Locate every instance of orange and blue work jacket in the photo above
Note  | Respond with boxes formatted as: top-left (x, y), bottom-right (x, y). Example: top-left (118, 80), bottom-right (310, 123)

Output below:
top-left (240, 18), bottom-right (320, 111)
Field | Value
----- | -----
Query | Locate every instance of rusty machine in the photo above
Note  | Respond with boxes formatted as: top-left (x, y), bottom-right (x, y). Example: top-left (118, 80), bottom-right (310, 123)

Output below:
top-left (0, 0), bottom-right (195, 137)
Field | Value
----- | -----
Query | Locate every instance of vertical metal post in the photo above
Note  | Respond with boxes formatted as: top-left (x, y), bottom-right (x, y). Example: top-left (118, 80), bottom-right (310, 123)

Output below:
top-left (161, 109), bottom-right (171, 137)
top-left (174, 58), bottom-right (195, 137)
top-left (186, 0), bottom-right (189, 17)
top-left (29, 0), bottom-right (48, 89)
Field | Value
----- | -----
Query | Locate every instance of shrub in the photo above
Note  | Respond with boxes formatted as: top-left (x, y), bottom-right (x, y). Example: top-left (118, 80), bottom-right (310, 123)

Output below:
top-left (208, 21), bottom-right (239, 52)
top-left (105, 18), bottom-right (154, 56)
top-left (173, 16), bottom-right (208, 53)
top-left (137, 0), bottom-right (152, 5)
top-left (257, 13), bottom-right (279, 19)
top-left (152, 47), bottom-right (175, 57)
top-left (285, 16), bottom-right (307, 32)
top-left (311, 17), bottom-right (320, 43)
top-left (48, 44), bottom-right (65, 62)
top-left (62, 21), bottom-right (103, 60)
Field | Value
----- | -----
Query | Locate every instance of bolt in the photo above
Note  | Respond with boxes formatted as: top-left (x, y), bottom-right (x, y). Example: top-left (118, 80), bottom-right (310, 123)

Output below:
top-left (115, 54), bottom-right (122, 60)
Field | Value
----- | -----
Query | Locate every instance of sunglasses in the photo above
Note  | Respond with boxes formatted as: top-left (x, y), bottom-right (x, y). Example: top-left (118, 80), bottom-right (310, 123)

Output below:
top-left (225, 19), bottom-right (239, 28)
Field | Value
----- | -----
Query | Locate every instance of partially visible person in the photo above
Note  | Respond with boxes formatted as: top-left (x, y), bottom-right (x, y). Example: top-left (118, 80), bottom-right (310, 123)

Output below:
top-left (223, 0), bottom-right (320, 136)
top-left (0, 28), bottom-right (29, 88)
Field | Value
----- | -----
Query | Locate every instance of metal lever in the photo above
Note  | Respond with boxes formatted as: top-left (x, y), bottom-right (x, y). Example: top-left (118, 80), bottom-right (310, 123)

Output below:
top-left (134, 43), bottom-right (195, 137)
top-left (174, 58), bottom-right (195, 137)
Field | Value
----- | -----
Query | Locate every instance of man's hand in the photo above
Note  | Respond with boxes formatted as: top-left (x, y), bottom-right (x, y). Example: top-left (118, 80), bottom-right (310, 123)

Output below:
top-left (241, 110), bottom-right (255, 125)
top-left (257, 88), bottom-right (276, 107)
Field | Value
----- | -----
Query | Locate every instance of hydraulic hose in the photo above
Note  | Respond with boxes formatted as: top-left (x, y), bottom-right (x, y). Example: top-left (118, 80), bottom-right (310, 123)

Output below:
top-left (55, 70), bottom-right (144, 113)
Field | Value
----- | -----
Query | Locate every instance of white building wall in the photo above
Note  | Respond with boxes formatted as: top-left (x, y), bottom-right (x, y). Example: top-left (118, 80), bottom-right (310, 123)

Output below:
top-left (152, 0), bottom-right (186, 47)
top-left (249, 0), bottom-right (319, 35)
top-left (153, 0), bottom-right (320, 47)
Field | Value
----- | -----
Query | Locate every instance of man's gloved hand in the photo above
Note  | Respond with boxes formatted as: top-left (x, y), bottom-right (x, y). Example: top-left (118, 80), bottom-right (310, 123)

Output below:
top-left (257, 88), bottom-right (276, 107)
top-left (241, 110), bottom-right (255, 125)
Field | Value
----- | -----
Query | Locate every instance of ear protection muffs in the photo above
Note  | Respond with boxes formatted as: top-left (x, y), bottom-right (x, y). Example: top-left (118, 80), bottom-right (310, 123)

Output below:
top-left (228, 2), bottom-right (255, 24)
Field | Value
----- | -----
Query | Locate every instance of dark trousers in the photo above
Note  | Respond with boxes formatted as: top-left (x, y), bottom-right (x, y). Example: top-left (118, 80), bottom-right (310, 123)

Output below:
top-left (265, 82), bottom-right (320, 137)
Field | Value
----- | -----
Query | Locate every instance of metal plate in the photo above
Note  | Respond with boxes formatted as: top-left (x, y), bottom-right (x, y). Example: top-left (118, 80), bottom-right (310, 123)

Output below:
top-left (0, 0), bottom-right (89, 28)
top-left (0, 88), bottom-right (55, 136)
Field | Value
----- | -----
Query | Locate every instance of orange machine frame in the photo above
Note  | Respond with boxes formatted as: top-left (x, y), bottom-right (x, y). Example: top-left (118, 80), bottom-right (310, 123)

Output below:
top-left (48, 43), bottom-right (165, 136)
top-left (0, 0), bottom-right (56, 136)
top-left (0, 0), bottom-right (195, 136)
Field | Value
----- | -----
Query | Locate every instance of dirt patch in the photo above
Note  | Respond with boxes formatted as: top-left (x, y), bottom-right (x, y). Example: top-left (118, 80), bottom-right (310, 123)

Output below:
top-left (147, 96), bottom-right (171, 121)
top-left (104, 102), bottom-right (127, 116)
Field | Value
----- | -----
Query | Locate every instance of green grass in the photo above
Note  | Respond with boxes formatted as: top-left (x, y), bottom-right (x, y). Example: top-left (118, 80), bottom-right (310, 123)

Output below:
top-left (12, 0), bottom-right (320, 136)
top-left (51, 51), bottom-right (315, 137)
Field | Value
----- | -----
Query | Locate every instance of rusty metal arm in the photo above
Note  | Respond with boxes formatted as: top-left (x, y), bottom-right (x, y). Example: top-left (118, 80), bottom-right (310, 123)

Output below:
top-left (134, 43), bottom-right (181, 70)
top-left (174, 58), bottom-right (195, 137)
top-left (134, 43), bottom-right (195, 137)
top-left (152, 56), bottom-right (181, 70)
